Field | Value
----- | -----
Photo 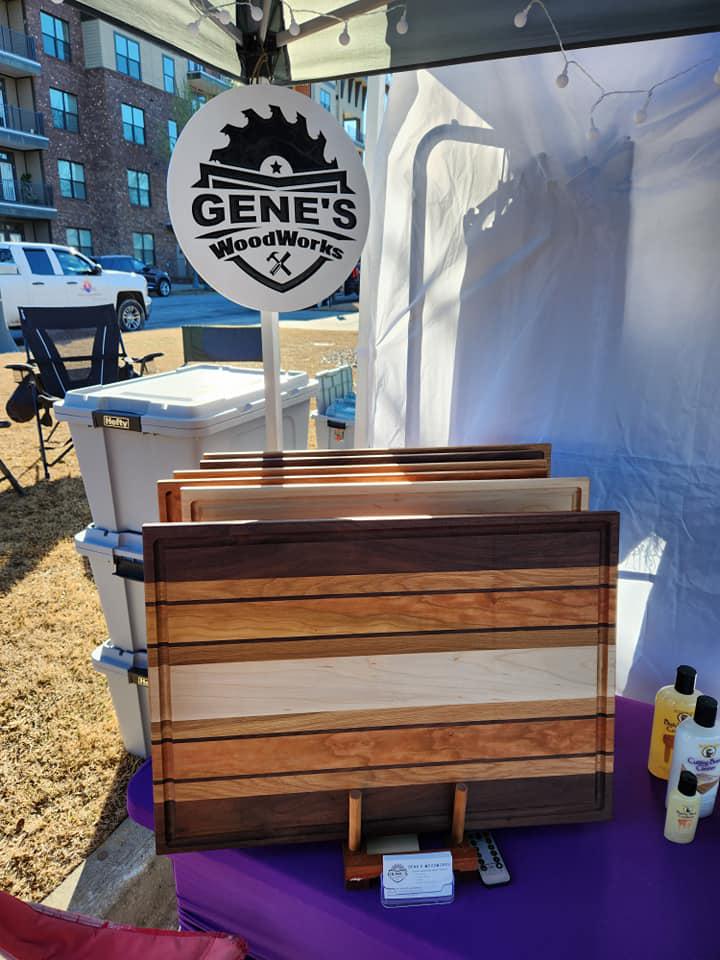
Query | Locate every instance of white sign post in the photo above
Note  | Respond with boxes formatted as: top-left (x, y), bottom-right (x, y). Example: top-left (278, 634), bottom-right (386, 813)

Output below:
top-left (167, 84), bottom-right (370, 451)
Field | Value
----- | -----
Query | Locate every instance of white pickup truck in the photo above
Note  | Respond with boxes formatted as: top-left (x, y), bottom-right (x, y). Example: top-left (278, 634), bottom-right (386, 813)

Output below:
top-left (0, 241), bottom-right (152, 337)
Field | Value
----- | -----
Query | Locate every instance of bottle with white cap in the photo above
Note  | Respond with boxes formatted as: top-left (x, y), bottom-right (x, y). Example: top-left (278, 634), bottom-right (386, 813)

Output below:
top-left (666, 695), bottom-right (720, 818)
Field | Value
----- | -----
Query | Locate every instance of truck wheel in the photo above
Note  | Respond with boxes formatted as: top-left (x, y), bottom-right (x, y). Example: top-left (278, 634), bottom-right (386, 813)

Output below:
top-left (117, 298), bottom-right (146, 331)
top-left (157, 278), bottom-right (171, 297)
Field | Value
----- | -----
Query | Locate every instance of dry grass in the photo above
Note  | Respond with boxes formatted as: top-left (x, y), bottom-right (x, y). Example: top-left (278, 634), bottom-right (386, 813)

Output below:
top-left (0, 322), bottom-right (357, 900)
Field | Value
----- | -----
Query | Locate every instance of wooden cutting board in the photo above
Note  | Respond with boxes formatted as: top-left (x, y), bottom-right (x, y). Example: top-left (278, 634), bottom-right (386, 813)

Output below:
top-left (178, 477), bottom-right (590, 523)
top-left (199, 443), bottom-right (551, 467)
top-left (145, 512), bottom-right (617, 854)
top-left (159, 466), bottom-right (554, 522)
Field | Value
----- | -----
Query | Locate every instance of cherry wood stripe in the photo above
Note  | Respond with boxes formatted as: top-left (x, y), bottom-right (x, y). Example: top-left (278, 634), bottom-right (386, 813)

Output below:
top-left (159, 587), bottom-right (608, 644)
top-left (166, 717), bottom-right (603, 780)
top-left (154, 566), bottom-right (611, 604)
top-left (149, 625), bottom-right (611, 667)
top-left (163, 755), bottom-right (602, 802)
top-left (151, 697), bottom-right (613, 741)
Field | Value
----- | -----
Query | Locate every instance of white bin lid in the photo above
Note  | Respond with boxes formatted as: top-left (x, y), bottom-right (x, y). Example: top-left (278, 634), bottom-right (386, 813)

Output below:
top-left (56, 364), bottom-right (315, 436)
top-left (92, 641), bottom-right (148, 674)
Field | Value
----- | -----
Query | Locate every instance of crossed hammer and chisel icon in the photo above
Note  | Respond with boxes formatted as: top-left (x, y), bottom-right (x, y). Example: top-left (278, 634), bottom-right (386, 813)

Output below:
top-left (267, 252), bottom-right (292, 276)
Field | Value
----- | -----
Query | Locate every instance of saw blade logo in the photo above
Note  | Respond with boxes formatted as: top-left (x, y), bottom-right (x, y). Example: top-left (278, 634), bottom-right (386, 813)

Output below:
top-left (168, 86), bottom-right (370, 312)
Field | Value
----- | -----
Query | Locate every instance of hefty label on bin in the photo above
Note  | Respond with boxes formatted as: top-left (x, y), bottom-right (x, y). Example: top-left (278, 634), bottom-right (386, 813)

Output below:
top-left (92, 411), bottom-right (142, 432)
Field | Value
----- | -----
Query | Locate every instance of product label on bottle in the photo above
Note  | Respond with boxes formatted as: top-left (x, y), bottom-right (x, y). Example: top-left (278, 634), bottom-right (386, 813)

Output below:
top-left (683, 742), bottom-right (720, 796)
top-left (664, 710), bottom-right (693, 736)
top-left (673, 803), bottom-right (699, 831)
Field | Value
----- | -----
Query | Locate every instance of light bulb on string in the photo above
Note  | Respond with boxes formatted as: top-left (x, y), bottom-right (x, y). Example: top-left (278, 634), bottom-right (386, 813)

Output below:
top-left (187, 17), bottom-right (202, 33)
top-left (288, 11), bottom-right (300, 35)
top-left (338, 21), bottom-right (350, 45)
top-left (587, 118), bottom-right (600, 141)
top-left (49, 0), bottom-right (64, 4)
top-left (555, 66), bottom-right (569, 88)
top-left (396, 9), bottom-right (409, 34)
top-left (214, 7), bottom-right (232, 24)
top-left (514, 5), bottom-right (530, 28)
top-left (250, 3), bottom-right (264, 22)
top-left (634, 108), bottom-right (647, 124)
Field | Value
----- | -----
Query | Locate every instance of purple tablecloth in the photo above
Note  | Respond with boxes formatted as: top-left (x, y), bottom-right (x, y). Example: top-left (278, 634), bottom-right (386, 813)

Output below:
top-left (128, 698), bottom-right (718, 959)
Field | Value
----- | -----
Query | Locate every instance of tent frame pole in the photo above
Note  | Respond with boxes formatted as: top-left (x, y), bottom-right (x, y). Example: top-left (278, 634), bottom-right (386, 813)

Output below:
top-left (261, 310), bottom-right (284, 451)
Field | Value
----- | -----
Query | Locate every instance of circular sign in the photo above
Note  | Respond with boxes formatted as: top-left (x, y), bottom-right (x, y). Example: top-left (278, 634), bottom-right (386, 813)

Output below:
top-left (167, 84), bottom-right (370, 312)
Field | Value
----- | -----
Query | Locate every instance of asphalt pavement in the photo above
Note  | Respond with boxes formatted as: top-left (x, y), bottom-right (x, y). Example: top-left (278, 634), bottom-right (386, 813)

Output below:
top-left (148, 289), bottom-right (358, 330)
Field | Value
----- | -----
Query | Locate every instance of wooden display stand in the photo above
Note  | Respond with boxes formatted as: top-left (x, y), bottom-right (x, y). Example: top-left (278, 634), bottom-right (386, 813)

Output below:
top-left (342, 784), bottom-right (479, 888)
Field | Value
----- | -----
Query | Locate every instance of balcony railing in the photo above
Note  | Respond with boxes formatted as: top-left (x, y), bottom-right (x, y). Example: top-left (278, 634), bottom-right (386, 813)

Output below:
top-left (0, 24), bottom-right (37, 62)
top-left (0, 177), bottom-right (54, 207)
top-left (0, 104), bottom-right (45, 136)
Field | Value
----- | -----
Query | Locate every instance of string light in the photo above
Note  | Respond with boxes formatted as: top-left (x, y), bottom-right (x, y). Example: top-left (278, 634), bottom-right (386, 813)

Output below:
top-left (514, 0), bottom-right (718, 136)
top-left (186, 1), bottom-right (410, 50)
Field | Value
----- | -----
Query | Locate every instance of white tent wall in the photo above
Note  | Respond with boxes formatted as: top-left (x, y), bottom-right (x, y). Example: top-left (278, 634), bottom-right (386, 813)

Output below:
top-left (358, 33), bottom-right (720, 703)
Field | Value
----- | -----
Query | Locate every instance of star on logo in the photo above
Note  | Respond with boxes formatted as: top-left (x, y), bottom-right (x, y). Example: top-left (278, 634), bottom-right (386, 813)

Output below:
top-left (270, 160), bottom-right (282, 174)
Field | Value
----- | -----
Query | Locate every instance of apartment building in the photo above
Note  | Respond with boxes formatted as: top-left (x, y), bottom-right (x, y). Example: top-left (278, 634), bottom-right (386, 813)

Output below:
top-left (0, 1), bottom-right (368, 276)
top-left (0, 0), bottom-right (54, 243)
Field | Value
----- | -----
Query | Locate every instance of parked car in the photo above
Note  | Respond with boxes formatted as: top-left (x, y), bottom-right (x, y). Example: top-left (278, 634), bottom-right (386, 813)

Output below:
top-left (0, 242), bottom-right (152, 334)
top-left (96, 255), bottom-right (172, 297)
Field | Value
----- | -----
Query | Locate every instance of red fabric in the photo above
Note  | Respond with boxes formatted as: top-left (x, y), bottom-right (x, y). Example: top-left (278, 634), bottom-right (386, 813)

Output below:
top-left (0, 891), bottom-right (248, 960)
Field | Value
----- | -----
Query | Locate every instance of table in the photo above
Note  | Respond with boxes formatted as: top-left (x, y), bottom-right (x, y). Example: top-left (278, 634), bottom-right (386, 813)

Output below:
top-left (127, 698), bottom-right (718, 960)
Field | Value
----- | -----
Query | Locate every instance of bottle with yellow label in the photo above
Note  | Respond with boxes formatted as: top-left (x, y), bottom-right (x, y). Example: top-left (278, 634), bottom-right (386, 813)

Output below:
top-left (648, 665), bottom-right (701, 779)
top-left (664, 770), bottom-right (700, 844)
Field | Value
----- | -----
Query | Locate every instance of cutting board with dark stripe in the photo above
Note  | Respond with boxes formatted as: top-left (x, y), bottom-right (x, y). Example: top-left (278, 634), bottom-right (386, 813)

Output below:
top-left (199, 443), bottom-right (551, 467)
top-left (145, 511), bottom-right (617, 854)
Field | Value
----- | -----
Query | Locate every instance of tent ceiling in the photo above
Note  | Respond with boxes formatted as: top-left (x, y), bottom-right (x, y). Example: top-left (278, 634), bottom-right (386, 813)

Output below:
top-left (68, 0), bottom-right (720, 82)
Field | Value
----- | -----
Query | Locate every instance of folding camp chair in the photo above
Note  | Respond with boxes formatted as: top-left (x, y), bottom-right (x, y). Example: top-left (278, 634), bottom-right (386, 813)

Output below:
top-left (0, 420), bottom-right (24, 495)
top-left (5, 305), bottom-right (162, 480)
top-left (182, 325), bottom-right (263, 364)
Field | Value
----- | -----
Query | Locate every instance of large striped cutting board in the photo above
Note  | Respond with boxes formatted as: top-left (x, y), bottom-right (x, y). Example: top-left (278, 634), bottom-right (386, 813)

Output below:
top-left (145, 512), bottom-right (618, 854)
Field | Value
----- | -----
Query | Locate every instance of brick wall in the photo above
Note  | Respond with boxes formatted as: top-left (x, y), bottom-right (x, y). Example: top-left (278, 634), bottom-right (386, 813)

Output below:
top-left (25, 0), bottom-right (183, 277)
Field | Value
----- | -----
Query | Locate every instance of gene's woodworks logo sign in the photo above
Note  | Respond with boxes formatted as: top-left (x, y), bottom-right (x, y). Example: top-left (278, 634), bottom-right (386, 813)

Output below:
top-left (167, 85), bottom-right (370, 312)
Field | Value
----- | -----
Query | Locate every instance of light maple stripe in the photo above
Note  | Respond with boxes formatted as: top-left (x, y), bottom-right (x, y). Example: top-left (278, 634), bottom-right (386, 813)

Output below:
top-left (160, 645), bottom-right (598, 722)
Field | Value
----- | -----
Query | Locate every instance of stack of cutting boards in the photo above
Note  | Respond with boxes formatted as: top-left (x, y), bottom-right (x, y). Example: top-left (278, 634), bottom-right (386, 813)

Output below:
top-left (144, 444), bottom-right (618, 855)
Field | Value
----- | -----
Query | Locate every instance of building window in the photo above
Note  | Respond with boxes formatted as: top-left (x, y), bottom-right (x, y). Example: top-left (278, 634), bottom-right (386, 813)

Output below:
top-left (114, 33), bottom-right (141, 79)
top-left (49, 89), bottom-right (79, 132)
top-left (58, 160), bottom-right (86, 200)
top-left (343, 118), bottom-right (359, 142)
top-left (121, 103), bottom-right (145, 145)
top-left (167, 118), bottom-right (178, 152)
top-left (133, 231), bottom-right (154, 265)
top-left (191, 94), bottom-right (206, 114)
top-left (41, 12), bottom-right (70, 61)
top-left (66, 227), bottom-right (93, 257)
top-left (127, 169), bottom-right (150, 207)
top-left (319, 89), bottom-right (332, 112)
top-left (163, 55), bottom-right (176, 94)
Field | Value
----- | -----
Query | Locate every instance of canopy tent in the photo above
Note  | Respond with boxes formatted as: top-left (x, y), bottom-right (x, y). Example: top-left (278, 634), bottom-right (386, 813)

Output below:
top-left (68, 0), bottom-right (720, 83)
top-left (359, 31), bottom-right (720, 700)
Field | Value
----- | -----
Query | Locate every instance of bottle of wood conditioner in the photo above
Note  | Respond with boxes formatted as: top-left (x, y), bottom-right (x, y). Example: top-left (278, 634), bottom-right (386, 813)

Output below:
top-left (666, 695), bottom-right (720, 818)
top-left (648, 665), bottom-right (701, 779)
top-left (664, 771), bottom-right (700, 844)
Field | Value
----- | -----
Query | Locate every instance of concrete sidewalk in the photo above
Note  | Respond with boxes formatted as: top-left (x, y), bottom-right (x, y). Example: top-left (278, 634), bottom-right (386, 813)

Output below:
top-left (42, 816), bottom-right (177, 929)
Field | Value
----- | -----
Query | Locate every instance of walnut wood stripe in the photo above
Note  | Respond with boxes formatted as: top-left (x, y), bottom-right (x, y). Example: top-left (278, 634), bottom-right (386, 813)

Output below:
top-left (144, 514), bottom-right (619, 583)
top-left (167, 717), bottom-right (603, 780)
top-left (151, 697), bottom-right (613, 741)
top-left (154, 566), bottom-right (610, 604)
top-left (160, 587), bottom-right (608, 644)
top-left (166, 755), bottom-right (602, 802)
top-left (149, 625), bottom-right (611, 667)
top-left (158, 645), bottom-right (599, 723)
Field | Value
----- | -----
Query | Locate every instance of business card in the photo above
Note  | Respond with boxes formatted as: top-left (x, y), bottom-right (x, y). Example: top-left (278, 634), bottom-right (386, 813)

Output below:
top-left (381, 851), bottom-right (454, 907)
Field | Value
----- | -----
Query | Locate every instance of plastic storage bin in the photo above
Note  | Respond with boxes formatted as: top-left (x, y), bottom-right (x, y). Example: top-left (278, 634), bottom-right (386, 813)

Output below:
top-left (314, 412), bottom-right (356, 449)
top-left (314, 364), bottom-right (355, 449)
top-left (55, 364), bottom-right (317, 532)
top-left (75, 526), bottom-right (144, 653)
top-left (91, 641), bottom-right (150, 758)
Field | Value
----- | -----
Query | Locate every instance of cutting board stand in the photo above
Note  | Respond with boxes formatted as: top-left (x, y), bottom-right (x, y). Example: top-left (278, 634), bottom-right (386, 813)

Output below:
top-left (342, 783), bottom-right (479, 888)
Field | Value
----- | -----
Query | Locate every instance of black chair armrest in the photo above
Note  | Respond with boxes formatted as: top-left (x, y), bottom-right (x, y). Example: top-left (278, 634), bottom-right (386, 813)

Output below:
top-left (131, 352), bottom-right (164, 364)
top-left (5, 362), bottom-right (36, 375)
